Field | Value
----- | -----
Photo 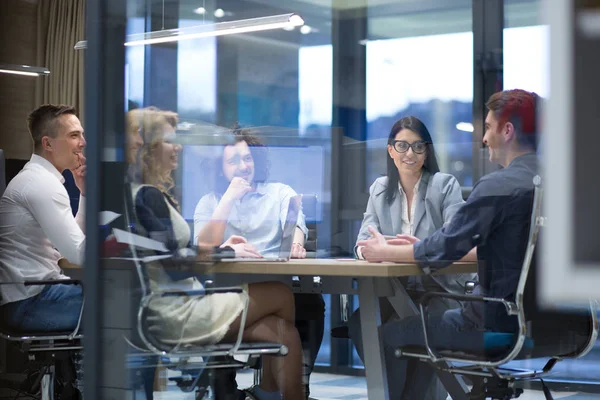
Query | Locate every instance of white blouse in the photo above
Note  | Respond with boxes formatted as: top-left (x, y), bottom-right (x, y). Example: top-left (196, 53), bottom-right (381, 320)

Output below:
top-left (398, 175), bottom-right (422, 236)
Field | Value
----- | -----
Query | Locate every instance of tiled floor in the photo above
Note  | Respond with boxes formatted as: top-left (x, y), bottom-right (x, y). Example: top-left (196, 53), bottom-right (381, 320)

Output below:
top-left (153, 370), bottom-right (600, 400)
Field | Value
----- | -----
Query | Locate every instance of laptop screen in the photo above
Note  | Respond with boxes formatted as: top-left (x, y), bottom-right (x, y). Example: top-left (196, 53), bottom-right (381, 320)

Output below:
top-left (278, 195), bottom-right (301, 259)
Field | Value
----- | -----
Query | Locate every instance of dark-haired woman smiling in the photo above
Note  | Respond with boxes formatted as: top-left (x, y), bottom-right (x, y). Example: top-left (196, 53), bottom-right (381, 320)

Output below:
top-left (349, 116), bottom-right (475, 399)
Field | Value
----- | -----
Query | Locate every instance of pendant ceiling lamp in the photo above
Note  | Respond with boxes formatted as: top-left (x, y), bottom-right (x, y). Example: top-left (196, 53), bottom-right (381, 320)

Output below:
top-left (0, 64), bottom-right (50, 77)
top-left (74, 13), bottom-right (304, 50)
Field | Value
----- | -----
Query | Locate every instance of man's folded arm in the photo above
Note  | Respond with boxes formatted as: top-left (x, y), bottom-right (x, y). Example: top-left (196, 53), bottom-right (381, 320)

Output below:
top-left (26, 185), bottom-right (86, 265)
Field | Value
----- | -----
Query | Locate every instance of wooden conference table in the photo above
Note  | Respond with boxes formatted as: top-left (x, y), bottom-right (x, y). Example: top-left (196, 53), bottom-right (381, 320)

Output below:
top-left (195, 258), bottom-right (477, 400)
top-left (65, 257), bottom-right (477, 400)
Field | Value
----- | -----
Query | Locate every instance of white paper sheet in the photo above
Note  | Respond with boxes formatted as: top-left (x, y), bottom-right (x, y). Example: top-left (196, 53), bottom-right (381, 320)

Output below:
top-left (112, 228), bottom-right (169, 252)
top-left (99, 211), bottom-right (121, 225)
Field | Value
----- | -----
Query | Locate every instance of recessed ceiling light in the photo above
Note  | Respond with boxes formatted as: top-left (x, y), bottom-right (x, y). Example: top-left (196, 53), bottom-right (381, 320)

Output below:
top-left (214, 8), bottom-right (225, 18)
top-left (193, 7), bottom-right (206, 15)
top-left (300, 25), bottom-right (311, 34)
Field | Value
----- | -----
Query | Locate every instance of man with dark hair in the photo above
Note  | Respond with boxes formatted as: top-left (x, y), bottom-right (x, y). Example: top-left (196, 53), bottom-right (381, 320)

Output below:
top-left (193, 128), bottom-right (324, 399)
top-left (358, 89), bottom-right (540, 398)
top-left (0, 104), bottom-right (86, 332)
top-left (194, 128), bottom-right (308, 258)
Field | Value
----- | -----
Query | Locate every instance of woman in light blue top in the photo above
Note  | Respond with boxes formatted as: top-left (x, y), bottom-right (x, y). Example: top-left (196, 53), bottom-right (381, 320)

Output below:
top-left (349, 116), bottom-right (474, 399)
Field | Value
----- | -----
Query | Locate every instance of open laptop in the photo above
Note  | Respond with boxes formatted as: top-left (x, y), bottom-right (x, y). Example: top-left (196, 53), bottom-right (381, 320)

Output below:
top-left (220, 195), bottom-right (301, 262)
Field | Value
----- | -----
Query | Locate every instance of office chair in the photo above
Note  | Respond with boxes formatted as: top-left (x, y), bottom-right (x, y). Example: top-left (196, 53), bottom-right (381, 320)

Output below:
top-left (394, 176), bottom-right (599, 400)
top-left (0, 279), bottom-right (84, 400)
top-left (126, 258), bottom-right (288, 399)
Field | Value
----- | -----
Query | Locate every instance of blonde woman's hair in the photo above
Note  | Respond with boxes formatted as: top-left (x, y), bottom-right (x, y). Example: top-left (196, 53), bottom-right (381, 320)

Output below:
top-left (125, 107), bottom-right (179, 209)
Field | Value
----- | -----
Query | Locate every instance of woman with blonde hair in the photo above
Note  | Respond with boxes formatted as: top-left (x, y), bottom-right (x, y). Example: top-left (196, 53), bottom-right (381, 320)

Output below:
top-left (125, 107), bottom-right (304, 400)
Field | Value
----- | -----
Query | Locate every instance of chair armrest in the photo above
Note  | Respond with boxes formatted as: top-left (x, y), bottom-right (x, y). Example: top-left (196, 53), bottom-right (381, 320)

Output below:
top-left (420, 291), bottom-right (518, 316)
top-left (417, 292), bottom-right (522, 366)
top-left (160, 286), bottom-right (243, 297)
top-left (23, 279), bottom-right (82, 287)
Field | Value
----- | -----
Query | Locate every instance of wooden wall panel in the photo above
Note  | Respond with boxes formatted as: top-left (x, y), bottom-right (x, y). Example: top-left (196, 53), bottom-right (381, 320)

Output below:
top-left (0, 0), bottom-right (39, 160)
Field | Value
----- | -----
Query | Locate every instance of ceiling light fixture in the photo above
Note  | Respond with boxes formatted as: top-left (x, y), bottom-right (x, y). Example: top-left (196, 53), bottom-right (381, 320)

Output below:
top-left (300, 25), bottom-right (312, 35)
top-left (0, 64), bottom-right (50, 77)
top-left (74, 13), bottom-right (304, 49)
top-left (213, 8), bottom-right (225, 18)
top-left (193, 7), bottom-right (206, 15)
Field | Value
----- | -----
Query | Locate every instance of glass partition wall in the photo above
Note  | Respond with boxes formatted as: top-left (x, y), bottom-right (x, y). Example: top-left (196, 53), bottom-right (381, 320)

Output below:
top-left (81, 0), bottom-right (600, 398)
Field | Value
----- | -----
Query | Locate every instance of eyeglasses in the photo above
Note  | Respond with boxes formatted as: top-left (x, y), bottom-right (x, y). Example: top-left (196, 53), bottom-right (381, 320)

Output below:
top-left (390, 140), bottom-right (428, 154)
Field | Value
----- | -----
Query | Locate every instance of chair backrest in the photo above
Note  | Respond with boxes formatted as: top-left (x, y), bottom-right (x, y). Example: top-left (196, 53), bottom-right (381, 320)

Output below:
top-left (515, 176), bottom-right (543, 313)
top-left (0, 149), bottom-right (6, 196)
top-left (517, 177), bottom-right (596, 358)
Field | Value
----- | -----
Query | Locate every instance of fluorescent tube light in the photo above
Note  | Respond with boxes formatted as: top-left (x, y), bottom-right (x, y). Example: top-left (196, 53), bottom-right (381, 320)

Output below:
top-left (74, 13), bottom-right (304, 50)
top-left (0, 64), bottom-right (50, 77)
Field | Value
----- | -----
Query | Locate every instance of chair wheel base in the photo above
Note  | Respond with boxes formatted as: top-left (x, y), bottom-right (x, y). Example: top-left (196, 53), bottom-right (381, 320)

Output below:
top-left (469, 377), bottom-right (524, 400)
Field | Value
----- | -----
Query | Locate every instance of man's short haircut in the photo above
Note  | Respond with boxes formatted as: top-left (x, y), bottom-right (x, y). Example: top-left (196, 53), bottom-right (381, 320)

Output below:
top-left (486, 89), bottom-right (540, 150)
top-left (27, 104), bottom-right (78, 152)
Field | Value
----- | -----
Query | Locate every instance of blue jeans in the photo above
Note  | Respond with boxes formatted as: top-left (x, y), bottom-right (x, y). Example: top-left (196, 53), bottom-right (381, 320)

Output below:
top-left (382, 308), bottom-right (482, 399)
top-left (0, 284), bottom-right (83, 332)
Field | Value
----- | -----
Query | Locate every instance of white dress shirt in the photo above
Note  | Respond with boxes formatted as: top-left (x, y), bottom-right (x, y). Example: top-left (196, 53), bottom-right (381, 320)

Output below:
top-left (0, 154), bottom-right (85, 305)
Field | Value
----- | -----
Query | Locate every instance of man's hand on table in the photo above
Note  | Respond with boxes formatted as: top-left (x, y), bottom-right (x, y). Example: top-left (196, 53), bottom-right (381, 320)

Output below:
top-left (291, 243), bottom-right (306, 259)
top-left (357, 226), bottom-right (418, 263)
top-left (221, 235), bottom-right (262, 258)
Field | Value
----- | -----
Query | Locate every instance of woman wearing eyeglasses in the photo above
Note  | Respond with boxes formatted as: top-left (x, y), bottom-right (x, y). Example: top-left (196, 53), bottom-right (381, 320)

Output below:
top-left (348, 116), bottom-right (474, 399)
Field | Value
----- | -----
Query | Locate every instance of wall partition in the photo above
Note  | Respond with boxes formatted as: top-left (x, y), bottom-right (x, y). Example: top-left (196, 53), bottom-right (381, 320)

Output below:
top-left (82, 0), bottom-right (600, 398)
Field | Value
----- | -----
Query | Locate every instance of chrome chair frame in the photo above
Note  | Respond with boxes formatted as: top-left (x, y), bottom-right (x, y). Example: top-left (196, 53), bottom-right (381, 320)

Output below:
top-left (395, 176), bottom-right (599, 392)
top-left (126, 257), bottom-right (288, 394)
top-left (0, 279), bottom-right (84, 400)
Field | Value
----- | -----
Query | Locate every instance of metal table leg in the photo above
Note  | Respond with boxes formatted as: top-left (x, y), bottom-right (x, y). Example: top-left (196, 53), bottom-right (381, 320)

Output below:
top-left (357, 277), bottom-right (389, 400)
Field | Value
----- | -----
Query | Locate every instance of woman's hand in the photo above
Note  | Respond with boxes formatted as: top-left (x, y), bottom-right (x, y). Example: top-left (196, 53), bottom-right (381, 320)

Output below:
top-left (387, 234), bottom-right (420, 246)
top-left (291, 243), bottom-right (306, 259)
top-left (222, 177), bottom-right (252, 203)
top-left (356, 226), bottom-right (391, 262)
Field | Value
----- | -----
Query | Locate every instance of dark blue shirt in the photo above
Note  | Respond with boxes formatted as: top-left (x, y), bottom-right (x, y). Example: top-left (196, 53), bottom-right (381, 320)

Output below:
top-left (414, 153), bottom-right (539, 332)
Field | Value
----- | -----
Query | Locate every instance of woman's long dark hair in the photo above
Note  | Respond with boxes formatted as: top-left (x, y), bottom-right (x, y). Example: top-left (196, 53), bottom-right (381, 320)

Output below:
top-left (385, 116), bottom-right (440, 204)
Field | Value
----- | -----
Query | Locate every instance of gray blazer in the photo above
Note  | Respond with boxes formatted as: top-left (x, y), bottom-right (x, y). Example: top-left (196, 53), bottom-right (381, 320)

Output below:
top-left (355, 171), bottom-right (475, 294)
